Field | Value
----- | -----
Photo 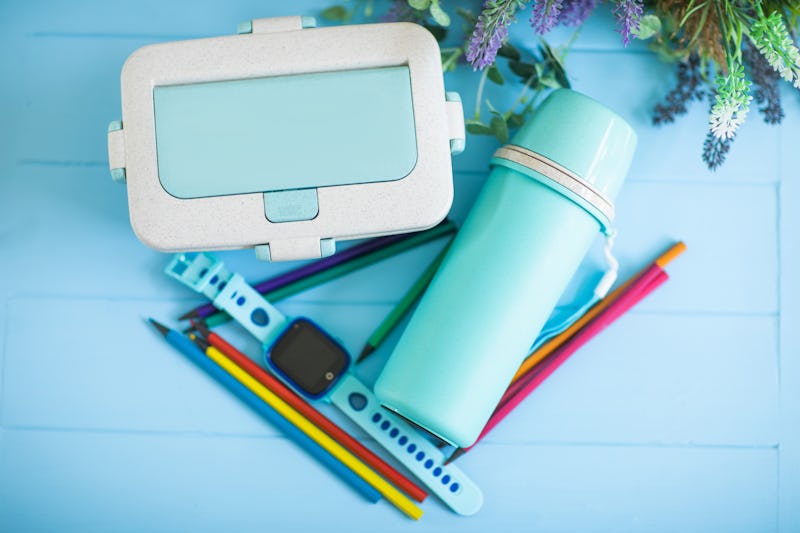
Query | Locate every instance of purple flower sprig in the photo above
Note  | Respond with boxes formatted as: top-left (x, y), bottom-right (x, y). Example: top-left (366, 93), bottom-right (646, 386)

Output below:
top-left (614, 0), bottom-right (643, 46)
top-left (531, 0), bottom-right (565, 34)
top-left (466, 0), bottom-right (528, 70)
top-left (559, 0), bottom-right (599, 27)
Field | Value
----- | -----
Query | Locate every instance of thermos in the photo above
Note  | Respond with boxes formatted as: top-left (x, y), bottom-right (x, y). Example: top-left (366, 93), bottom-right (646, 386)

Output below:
top-left (374, 89), bottom-right (637, 447)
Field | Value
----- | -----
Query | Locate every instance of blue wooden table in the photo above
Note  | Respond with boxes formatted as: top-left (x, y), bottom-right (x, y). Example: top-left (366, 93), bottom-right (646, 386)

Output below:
top-left (1, 1), bottom-right (797, 530)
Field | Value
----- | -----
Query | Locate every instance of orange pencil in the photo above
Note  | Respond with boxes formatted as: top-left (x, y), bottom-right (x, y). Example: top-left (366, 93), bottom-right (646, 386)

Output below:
top-left (511, 241), bottom-right (686, 384)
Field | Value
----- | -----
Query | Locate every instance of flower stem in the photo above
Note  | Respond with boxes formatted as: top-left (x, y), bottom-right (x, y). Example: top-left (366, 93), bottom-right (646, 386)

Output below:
top-left (474, 67), bottom-right (489, 120)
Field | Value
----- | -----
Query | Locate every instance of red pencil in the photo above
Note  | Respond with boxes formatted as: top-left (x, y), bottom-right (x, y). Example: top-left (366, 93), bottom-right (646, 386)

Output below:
top-left (447, 264), bottom-right (669, 463)
top-left (191, 323), bottom-right (428, 503)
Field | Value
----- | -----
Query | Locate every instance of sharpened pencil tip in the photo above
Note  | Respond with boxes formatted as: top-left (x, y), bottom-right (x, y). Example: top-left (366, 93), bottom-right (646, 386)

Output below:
top-left (190, 319), bottom-right (211, 338)
top-left (356, 344), bottom-right (375, 364)
top-left (444, 448), bottom-right (465, 465)
top-left (178, 309), bottom-right (200, 321)
top-left (148, 318), bottom-right (170, 337)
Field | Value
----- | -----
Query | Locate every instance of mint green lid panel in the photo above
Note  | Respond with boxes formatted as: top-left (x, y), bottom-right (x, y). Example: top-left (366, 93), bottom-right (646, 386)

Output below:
top-left (511, 89), bottom-right (636, 201)
top-left (153, 66), bottom-right (418, 199)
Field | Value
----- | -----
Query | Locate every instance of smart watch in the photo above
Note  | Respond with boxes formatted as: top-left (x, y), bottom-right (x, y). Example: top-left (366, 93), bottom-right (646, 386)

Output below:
top-left (165, 252), bottom-right (483, 515)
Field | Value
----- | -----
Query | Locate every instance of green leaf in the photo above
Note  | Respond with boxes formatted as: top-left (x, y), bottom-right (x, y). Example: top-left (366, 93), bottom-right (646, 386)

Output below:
top-left (540, 42), bottom-right (570, 88)
top-left (408, 0), bottom-right (432, 10)
top-left (490, 115), bottom-right (509, 143)
top-left (538, 73), bottom-right (562, 89)
top-left (320, 5), bottom-right (348, 21)
top-left (497, 43), bottom-right (521, 61)
top-left (424, 23), bottom-right (448, 42)
top-left (465, 120), bottom-right (493, 135)
top-left (440, 48), bottom-right (462, 72)
top-left (509, 60), bottom-right (536, 80)
top-left (634, 14), bottom-right (662, 40)
top-left (429, 0), bottom-right (451, 26)
top-left (487, 65), bottom-right (505, 85)
top-left (507, 113), bottom-right (526, 129)
top-left (455, 7), bottom-right (477, 26)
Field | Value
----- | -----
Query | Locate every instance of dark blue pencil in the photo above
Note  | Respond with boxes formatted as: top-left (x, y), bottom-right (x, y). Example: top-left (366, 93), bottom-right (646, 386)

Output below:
top-left (148, 319), bottom-right (381, 503)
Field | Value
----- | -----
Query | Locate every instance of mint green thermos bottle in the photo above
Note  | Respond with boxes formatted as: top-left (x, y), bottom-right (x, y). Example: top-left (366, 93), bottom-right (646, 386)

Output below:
top-left (374, 89), bottom-right (637, 447)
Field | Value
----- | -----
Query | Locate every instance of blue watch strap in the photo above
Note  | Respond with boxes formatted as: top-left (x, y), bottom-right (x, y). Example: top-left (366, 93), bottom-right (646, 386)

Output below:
top-left (329, 374), bottom-right (483, 515)
top-left (165, 253), bottom-right (288, 345)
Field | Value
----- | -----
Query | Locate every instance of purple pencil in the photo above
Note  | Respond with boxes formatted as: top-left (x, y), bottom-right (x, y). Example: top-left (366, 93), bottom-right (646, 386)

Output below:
top-left (179, 220), bottom-right (454, 320)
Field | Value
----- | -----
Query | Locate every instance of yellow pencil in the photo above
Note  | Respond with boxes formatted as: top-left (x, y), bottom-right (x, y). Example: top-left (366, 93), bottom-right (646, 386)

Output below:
top-left (203, 344), bottom-right (424, 520)
top-left (511, 241), bottom-right (687, 383)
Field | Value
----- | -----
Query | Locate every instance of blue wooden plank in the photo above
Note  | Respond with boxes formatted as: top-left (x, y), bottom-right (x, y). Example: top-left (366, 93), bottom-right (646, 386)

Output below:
top-left (566, 53), bottom-right (782, 184)
top-left (0, 1), bottom-right (793, 530)
top-left (1, 298), bottom-right (387, 434)
top-left (0, 166), bottom-right (777, 313)
top-left (479, 314), bottom-right (779, 446)
top-left (778, 96), bottom-right (800, 531)
top-left (608, 181), bottom-right (778, 314)
top-left (0, 429), bottom-right (777, 531)
top-left (0, 429), bottom-right (395, 532)
top-left (3, 298), bottom-right (779, 447)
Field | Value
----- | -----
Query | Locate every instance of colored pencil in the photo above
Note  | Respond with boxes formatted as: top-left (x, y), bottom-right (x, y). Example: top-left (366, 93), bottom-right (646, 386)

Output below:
top-left (446, 265), bottom-right (669, 464)
top-left (357, 238), bottom-right (454, 363)
top-left (502, 264), bottom-right (665, 405)
top-left (510, 241), bottom-right (686, 384)
top-left (200, 338), bottom-right (424, 519)
top-left (148, 319), bottom-right (381, 504)
top-left (198, 221), bottom-right (458, 330)
top-left (180, 222), bottom-right (453, 321)
top-left (191, 322), bottom-right (428, 502)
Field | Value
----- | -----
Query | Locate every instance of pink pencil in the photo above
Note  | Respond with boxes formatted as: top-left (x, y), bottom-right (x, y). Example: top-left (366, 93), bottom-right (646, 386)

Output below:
top-left (450, 264), bottom-right (669, 461)
top-left (500, 263), bottom-right (666, 405)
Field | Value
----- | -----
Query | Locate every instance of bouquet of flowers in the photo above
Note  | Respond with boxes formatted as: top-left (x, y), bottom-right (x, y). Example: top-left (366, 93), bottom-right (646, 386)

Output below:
top-left (323, 0), bottom-right (800, 170)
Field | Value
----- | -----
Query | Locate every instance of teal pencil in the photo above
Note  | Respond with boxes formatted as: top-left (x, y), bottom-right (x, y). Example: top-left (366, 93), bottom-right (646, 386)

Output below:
top-left (357, 238), bottom-right (453, 363)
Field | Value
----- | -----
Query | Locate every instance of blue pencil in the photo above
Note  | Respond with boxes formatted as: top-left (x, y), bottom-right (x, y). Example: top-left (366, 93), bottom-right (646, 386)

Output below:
top-left (148, 319), bottom-right (381, 503)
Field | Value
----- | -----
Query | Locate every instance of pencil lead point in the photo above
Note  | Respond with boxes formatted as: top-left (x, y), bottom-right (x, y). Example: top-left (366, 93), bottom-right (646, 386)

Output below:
top-left (148, 318), bottom-right (170, 337)
top-left (356, 344), bottom-right (375, 364)
top-left (190, 319), bottom-right (211, 338)
top-left (190, 334), bottom-right (210, 351)
top-left (178, 309), bottom-right (199, 321)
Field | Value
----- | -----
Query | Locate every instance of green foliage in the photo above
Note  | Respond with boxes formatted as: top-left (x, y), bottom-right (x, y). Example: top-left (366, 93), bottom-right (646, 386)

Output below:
top-left (465, 40), bottom-right (570, 143)
top-left (634, 14), bottom-right (661, 40)
top-left (320, 0), bottom-right (800, 166)
top-left (320, 5), bottom-right (348, 21)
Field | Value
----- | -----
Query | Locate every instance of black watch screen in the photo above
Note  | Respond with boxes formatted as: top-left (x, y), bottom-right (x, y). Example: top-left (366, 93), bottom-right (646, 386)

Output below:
top-left (268, 318), bottom-right (350, 397)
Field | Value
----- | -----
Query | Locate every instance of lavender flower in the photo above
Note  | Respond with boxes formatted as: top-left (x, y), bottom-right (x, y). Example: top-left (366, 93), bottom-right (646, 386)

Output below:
top-left (653, 54), bottom-right (706, 125)
top-left (531, 0), bottom-right (565, 34)
top-left (466, 0), bottom-right (525, 70)
top-left (559, 0), bottom-right (599, 27)
top-left (702, 130), bottom-right (734, 171)
top-left (381, 0), bottom-right (414, 22)
top-left (614, 0), bottom-right (643, 46)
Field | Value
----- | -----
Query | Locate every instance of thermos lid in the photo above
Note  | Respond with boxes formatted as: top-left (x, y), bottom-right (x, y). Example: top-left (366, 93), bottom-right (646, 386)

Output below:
top-left (491, 89), bottom-right (637, 232)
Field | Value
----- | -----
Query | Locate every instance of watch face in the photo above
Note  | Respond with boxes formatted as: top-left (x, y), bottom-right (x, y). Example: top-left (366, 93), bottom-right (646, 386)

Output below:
top-left (269, 318), bottom-right (350, 398)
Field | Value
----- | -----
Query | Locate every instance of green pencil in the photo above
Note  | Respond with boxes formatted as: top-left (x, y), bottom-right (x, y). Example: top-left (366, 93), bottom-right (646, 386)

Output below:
top-left (357, 238), bottom-right (453, 363)
top-left (197, 221), bottom-right (457, 330)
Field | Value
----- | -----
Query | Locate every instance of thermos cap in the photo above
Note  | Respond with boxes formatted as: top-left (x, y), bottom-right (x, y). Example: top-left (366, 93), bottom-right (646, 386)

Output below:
top-left (491, 89), bottom-right (636, 231)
